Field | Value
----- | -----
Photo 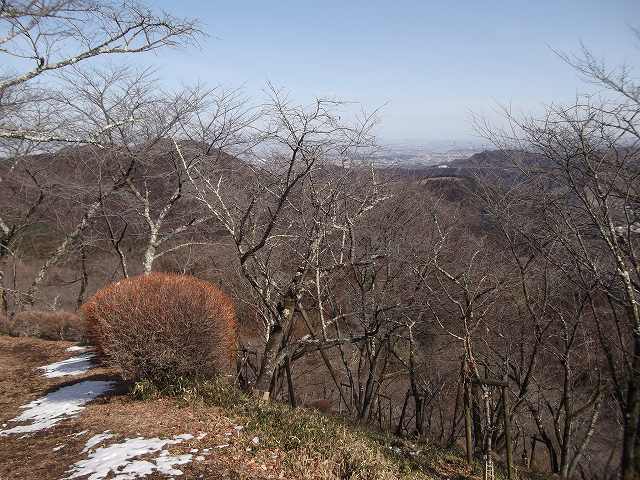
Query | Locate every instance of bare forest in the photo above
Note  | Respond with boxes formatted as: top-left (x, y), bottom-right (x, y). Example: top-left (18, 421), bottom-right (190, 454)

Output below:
top-left (2, 2), bottom-right (640, 480)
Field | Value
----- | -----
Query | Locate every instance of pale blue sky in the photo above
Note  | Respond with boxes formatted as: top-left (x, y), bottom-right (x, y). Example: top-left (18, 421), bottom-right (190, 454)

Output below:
top-left (145, 1), bottom-right (639, 143)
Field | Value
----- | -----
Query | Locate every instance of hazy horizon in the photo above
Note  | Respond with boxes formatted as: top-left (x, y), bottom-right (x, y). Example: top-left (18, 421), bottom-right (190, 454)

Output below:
top-left (142, 0), bottom-right (640, 145)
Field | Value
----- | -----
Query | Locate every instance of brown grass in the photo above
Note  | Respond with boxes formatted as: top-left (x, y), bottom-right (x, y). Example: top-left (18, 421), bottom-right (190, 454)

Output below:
top-left (0, 310), bottom-right (85, 341)
top-left (82, 272), bottom-right (237, 382)
top-left (0, 335), bottom-right (271, 480)
top-left (0, 335), bottom-right (491, 480)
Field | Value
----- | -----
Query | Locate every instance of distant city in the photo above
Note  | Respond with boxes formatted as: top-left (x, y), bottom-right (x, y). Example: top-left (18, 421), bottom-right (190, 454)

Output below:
top-left (376, 139), bottom-right (488, 166)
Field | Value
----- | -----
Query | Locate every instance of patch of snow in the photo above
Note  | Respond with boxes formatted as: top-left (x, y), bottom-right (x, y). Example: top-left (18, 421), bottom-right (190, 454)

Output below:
top-left (251, 436), bottom-right (260, 445)
top-left (215, 444), bottom-right (229, 448)
top-left (53, 444), bottom-right (66, 452)
top-left (154, 454), bottom-right (192, 475)
top-left (82, 431), bottom-right (114, 452)
top-left (195, 455), bottom-right (205, 461)
top-left (64, 435), bottom-right (195, 480)
top-left (39, 353), bottom-right (95, 378)
top-left (189, 448), bottom-right (198, 453)
top-left (0, 380), bottom-right (116, 436)
top-left (66, 345), bottom-right (89, 352)
top-left (70, 430), bottom-right (89, 437)
top-left (196, 432), bottom-right (207, 440)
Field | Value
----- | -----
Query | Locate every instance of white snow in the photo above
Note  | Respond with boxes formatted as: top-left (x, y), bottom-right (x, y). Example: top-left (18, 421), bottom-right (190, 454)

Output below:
top-left (66, 345), bottom-right (89, 352)
top-left (53, 444), bottom-right (66, 452)
top-left (0, 380), bottom-right (116, 436)
top-left (82, 431), bottom-right (114, 452)
top-left (39, 353), bottom-right (95, 378)
top-left (64, 434), bottom-right (196, 480)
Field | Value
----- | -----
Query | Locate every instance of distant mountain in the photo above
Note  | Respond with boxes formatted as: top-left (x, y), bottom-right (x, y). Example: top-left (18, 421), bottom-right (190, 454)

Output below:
top-left (378, 149), bottom-right (552, 207)
top-left (417, 149), bottom-right (550, 183)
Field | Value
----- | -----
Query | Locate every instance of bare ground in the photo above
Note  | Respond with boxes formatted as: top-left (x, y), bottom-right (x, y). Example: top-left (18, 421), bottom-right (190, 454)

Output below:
top-left (0, 335), bottom-right (289, 480)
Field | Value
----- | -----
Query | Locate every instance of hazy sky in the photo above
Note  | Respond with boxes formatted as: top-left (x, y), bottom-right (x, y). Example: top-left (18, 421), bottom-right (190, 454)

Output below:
top-left (148, 0), bottom-right (639, 143)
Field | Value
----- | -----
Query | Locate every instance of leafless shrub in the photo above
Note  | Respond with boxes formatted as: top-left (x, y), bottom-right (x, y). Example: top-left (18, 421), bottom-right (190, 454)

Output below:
top-left (4, 310), bottom-right (85, 341)
top-left (82, 272), bottom-right (237, 382)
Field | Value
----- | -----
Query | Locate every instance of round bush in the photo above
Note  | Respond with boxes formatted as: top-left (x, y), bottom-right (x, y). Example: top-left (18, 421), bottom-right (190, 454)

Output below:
top-left (82, 273), bottom-right (237, 382)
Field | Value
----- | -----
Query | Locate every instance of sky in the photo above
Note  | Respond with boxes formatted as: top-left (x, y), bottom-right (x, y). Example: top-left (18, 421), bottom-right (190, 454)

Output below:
top-left (143, 1), bottom-right (639, 144)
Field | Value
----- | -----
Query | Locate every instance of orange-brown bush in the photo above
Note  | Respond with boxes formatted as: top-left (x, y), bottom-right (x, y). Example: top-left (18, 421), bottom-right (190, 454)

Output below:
top-left (82, 273), bottom-right (237, 382)
top-left (1, 310), bottom-right (85, 341)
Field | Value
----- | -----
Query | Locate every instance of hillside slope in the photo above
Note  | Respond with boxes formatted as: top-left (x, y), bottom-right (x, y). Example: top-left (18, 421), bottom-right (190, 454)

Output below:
top-left (0, 335), bottom-right (498, 480)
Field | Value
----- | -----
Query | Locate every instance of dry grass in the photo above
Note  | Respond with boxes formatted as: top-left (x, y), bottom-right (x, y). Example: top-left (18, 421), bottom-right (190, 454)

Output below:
top-left (0, 336), bottom-right (297, 480)
top-left (0, 310), bottom-right (85, 341)
top-left (82, 272), bottom-right (237, 382)
top-left (0, 335), bottom-right (530, 480)
top-left (129, 377), bottom-right (484, 480)
top-left (0, 335), bottom-right (67, 421)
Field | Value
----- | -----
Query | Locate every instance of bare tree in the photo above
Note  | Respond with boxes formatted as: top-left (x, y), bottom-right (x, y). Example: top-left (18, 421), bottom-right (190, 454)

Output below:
top-left (182, 86), bottom-right (386, 398)
top-left (0, 0), bottom-right (200, 309)
top-left (13, 67), bottom-right (202, 305)
top-left (0, 0), bottom-right (199, 144)
top-left (477, 36), bottom-right (640, 478)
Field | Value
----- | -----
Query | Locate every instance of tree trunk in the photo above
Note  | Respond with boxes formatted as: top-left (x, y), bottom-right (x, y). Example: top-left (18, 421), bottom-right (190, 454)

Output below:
top-left (472, 383), bottom-right (484, 455)
top-left (285, 357), bottom-right (296, 408)
top-left (396, 389), bottom-right (410, 436)
top-left (76, 246), bottom-right (88, 309)
top-left (254, 295), bottom-right (296, 395)
top-left (255, 323), bottom-right (284, 395)
top-left (142, 246), bottom-right (156, 274)
top-left (0, 270), bottom-right (7, 315)
top-left (414, 394), bottom-right (425, 436)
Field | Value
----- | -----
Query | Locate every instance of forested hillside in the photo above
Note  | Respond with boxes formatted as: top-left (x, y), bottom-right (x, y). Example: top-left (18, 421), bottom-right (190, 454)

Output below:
top-left (1, 2), bottom-right (639, 480)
